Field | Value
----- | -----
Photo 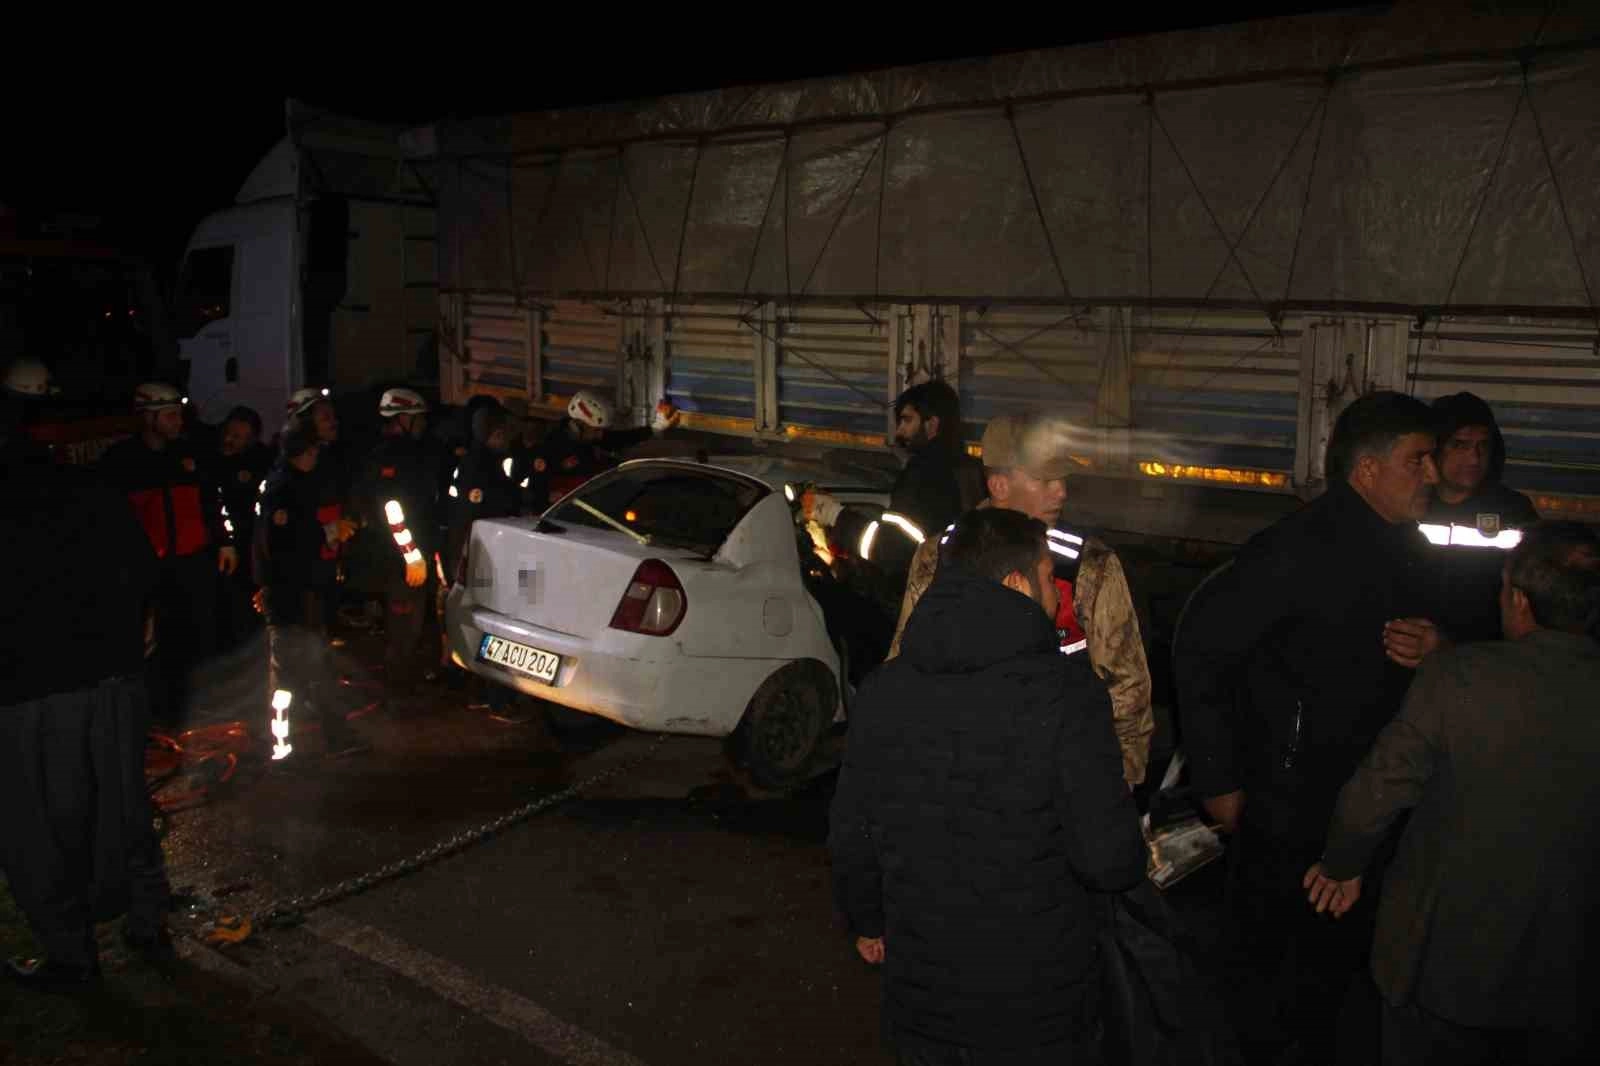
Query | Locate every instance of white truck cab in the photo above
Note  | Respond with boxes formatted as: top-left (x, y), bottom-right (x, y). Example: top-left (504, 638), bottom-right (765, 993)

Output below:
top-left (175, 107), bottom-right (436, 438)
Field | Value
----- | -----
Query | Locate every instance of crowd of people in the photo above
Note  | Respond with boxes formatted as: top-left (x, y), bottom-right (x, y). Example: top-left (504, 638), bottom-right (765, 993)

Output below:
top-left (0, 360), bottom-right (674, 985)
top-left (3, 353), bottom-right (1597, 1066)
top-left (831, 389), bottom-right (1599, 1065)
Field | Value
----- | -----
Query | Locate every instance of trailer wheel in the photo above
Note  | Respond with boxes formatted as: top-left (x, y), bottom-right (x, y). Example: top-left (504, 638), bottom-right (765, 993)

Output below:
top-left (737, 661), bottom-right (833, 791)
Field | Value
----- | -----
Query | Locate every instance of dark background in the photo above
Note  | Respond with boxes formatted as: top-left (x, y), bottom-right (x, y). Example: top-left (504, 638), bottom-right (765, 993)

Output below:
top-left (3, 7), bottom-right (1353, 279)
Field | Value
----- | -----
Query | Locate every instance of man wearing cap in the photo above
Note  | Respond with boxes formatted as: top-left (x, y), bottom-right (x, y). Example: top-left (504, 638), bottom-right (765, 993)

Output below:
top-left (1421, 392), bottom-right (1541, 643)
top-left (100, 383), bottom-right (237, 723)
top-left (886, 411), bottom-right (1155, 788)
top-left (354, 388), bottom-right (441, 685)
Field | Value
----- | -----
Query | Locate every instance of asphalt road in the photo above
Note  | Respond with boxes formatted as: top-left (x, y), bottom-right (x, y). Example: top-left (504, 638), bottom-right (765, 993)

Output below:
top-left (87, 616), bottom-right (1239, 1066)
top-left (147, 627), bottom-right (892, 1066)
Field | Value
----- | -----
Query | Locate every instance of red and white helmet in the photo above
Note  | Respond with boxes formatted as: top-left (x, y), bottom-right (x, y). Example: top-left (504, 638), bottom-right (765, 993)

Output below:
top-left (286, 386), bottom-right (330, 419)
top-left (378, 387), bottom-right (428, 417)
top-left (567, 390), bottom-right (613, 429)
top-left (134, 382), bottom-right (185, 411)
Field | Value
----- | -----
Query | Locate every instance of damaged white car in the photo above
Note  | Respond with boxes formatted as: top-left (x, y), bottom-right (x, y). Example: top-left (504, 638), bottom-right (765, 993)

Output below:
top-left (444, 456), bottom-right (889, 787)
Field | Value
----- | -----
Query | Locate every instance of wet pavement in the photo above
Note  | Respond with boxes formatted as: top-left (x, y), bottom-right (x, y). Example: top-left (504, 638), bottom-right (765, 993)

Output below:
top-left (6, 621), bottom-right (1233, 1065)
top-left (108, 625), bottom-right (888, 1065)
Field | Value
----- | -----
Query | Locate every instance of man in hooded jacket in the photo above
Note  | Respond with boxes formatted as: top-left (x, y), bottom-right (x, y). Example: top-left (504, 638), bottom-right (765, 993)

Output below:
top-left (830, 507), bottom-right (1146, 1065)
top-left (1421, 391), bottom-right (1540, 642)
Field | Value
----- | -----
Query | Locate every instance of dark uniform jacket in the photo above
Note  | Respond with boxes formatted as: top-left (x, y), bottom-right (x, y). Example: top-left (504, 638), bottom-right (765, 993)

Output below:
top-left (1421, 482), bottom-right (1540, 643)
top-left (445, 445), bottom-right (522, 579)
top-left (1175, 480), bottom-right (1434, 852)
top-left (254, 461), bottom-right (338, 627)
top-left (528, 420), bottom-right (651, 509)
top-left (100, 435), bottom-right (229, 560)
top-left (1323, 630), bottom-right (1600, 1039)
top-left (829, 565), bottom-right (1147, 1051)
top-left (833, 445), bottom-right (969, 599)
top-left (212, 443), bottom-right (273, 563)
top-left (2, 449), bottom-right (158, 705)
top-left (355, 435), bottom-right (442, 572)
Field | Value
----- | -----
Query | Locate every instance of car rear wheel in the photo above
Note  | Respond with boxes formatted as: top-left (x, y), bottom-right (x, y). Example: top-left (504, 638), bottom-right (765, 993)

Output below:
top-left (737, 661), bottom-right (834, 791)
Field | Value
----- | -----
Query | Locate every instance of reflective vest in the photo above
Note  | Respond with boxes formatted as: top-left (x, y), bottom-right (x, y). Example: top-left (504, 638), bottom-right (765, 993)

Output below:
top-left (933, 522), bottom-right (1089, 656)
top-left (104, 438), bottom-right (224, 560)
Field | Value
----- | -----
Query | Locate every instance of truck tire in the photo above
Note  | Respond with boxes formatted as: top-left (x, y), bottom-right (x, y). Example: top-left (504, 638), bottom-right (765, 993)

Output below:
top-left (737, 661), bottom-right (834, 791)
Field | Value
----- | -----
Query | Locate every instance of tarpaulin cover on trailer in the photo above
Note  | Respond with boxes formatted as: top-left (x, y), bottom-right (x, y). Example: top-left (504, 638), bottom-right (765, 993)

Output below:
top-left (428, 3), bottom-right (1600, 316)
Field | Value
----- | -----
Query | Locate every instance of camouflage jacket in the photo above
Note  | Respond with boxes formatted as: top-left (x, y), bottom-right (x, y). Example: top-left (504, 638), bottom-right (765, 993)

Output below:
top-left (887, 521), bottom-right (1155, 785)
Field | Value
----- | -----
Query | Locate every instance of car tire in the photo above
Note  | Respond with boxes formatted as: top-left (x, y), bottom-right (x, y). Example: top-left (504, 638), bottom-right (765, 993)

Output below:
top-left (738, 661), bottom-right (834, 791)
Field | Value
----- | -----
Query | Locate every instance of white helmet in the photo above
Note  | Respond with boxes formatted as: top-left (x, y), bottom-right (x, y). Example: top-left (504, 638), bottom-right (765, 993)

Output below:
top-left (379, 387), bottom-right (428, 417)
top-left (134, 382), bottom-right (185, 411)
top-left (567, 390), bottom-right (613, 429)
top-left (3, 358), bottom-right (51, 397)
top-left (286, 386), bottom-right (330, 419)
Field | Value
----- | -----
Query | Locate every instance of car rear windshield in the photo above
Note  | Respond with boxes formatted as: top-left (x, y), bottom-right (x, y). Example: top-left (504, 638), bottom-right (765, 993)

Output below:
top-left (546, 465), bottom-right (768, 554)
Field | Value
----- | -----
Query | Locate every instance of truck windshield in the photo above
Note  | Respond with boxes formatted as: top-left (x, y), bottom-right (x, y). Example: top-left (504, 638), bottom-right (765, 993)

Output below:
top-left (547, 465), bottom-right (768, 555)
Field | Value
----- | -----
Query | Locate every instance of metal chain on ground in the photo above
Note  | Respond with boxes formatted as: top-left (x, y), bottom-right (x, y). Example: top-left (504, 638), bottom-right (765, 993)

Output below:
top-left (252, 734), bottom-right (670, 929)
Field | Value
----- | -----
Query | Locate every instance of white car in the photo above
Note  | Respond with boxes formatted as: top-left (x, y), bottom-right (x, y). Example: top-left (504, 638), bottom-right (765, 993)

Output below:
top-left (444, 455), bottom-right (890, 787)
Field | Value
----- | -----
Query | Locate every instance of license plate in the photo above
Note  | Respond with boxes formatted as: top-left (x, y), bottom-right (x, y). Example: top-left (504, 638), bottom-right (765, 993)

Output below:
top-left (477, 634), bottom-right (560, 683)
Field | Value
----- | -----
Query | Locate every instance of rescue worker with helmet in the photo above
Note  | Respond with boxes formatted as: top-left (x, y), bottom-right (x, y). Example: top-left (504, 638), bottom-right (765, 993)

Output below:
top-left (100, 382), bottom-right (237, 724)
top-left (2, 358), bottom-right (57, 461)
top-left (354, 388), bottom-right (441, 685)
top-left (527, 390), bottom-right (678, 508)
top-left (283, 387), bottom-right (358, 630)
top-left (255, 423), bottom-right (368, 758)
top-left (1420, 391), bottom-right (1541, 642)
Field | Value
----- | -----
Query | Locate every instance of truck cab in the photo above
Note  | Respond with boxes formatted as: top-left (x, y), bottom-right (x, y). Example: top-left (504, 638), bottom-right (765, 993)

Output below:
top-left (176, 107), bottom-right (436, 439)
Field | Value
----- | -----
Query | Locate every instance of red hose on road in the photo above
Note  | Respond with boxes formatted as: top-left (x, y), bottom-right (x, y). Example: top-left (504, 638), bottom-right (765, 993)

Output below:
top-left (145, 721), bottom-right (250, 812)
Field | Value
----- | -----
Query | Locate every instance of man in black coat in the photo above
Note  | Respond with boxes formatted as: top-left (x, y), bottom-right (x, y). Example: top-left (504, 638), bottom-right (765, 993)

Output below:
top-left (830, 507), bottom-right (1146, 1064)
top-left (1, 399), bottom-right (173, 986)
top-left (354, 388), bottom-right (441, 684)
top-left (1174, 391), bottom-right (1449, 1064)
top-left (809, 380), bottom-right (981, 618)
top-left (256, 425), bottom-right (367, 758)
top-left (1420, 391), bottom-right (1542, 642)
top-left (211, 405), bottom-right (272, 649)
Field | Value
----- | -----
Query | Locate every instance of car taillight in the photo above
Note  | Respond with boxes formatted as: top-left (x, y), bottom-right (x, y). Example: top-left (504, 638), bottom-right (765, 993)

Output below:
top-left (609, 559), bottom-right (686, 636)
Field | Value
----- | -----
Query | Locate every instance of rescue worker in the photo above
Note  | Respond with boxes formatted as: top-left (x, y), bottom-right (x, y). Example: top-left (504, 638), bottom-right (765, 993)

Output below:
top-left (255, 424), bottom-right (367, 758)
top-left (444, 403), bottom-right (523, 582)
top-left (527, 390), bottom-right (677, 508)
top-left (1174, 391), bottom-right (1448, 1066)
top-left (3, 357), bottom-right (57, 459)
top-left (354, 388), bottom-right (441, 684)
top-left (1, 407), bottom-right (174, 986)
top-left (283, 387), bottom-right (358, 630)
top-left (1420, 391), bottom-right (1541, 642)
top-left (807, 380), bottom-right (980, 620)
top-left (212, 405), bottom-right (272, 649)
top-left (100, 383), bottom-right (237, 724)
top-left (886, 410), bottom-right (1155, 788)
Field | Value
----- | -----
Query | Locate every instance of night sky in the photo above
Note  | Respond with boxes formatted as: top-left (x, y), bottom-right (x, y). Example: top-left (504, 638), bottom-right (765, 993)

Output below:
top-left (4, 6), bottom-right (1347, 284)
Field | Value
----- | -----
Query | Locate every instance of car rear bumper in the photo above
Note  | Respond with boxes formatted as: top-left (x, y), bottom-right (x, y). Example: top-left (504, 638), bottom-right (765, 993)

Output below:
top-left (444, 589), bottom-right (783, 737)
